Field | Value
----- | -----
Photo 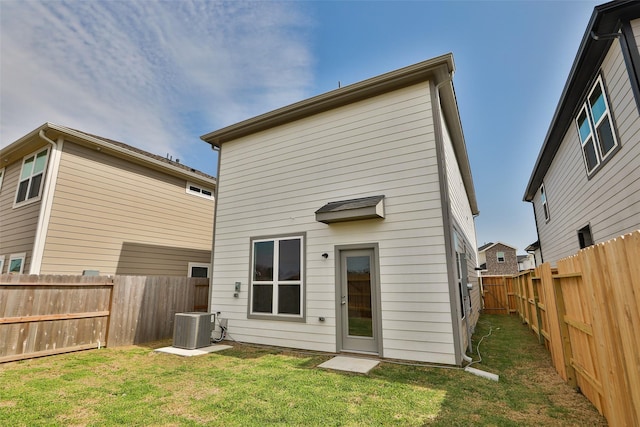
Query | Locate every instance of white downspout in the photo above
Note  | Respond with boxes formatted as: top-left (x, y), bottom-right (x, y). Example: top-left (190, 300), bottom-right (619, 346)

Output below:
top-left (29, 130), bottom-right (64, 274)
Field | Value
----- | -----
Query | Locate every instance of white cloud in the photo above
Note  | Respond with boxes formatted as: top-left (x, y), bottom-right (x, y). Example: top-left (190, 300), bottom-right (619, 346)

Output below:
top-left (0, 0), bottom-right (314, 173)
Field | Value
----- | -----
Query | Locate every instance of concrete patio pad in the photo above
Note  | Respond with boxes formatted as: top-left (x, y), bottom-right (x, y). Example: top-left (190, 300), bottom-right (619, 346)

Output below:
top-left (318, 356), bottom-right (380, 374)
top-left (154, 344), bottom-right (232, 357)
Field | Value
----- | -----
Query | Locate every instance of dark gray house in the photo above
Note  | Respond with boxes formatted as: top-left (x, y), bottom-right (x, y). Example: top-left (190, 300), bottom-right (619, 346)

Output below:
top-left (524, 0), bottom-right (640, 265)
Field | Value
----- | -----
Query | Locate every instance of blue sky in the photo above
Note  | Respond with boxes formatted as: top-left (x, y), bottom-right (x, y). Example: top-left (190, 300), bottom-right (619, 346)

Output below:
top-left (0, 0), bottom-right (602, 254)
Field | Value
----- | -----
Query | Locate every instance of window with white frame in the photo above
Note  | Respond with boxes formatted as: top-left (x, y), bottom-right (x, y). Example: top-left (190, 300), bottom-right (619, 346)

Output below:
top-left (0, 255), bottom-right (5, 274)
top-left (15, 148), bottom-right (49, 205)
top-left (186, 182), bottom-right (214, 200)
top-left (576, 76), bottom-right (619, 176)
top-left (8, 253), bottom-right (26, 274)
top-left (0, 168), bottom-right (5, 192)
top-left (540, 183), bottom-right (550, 222)
top-left (188, 262), bottom-right (210, 278)
top-left (496, 251), bottom-right (505, 263)
top-left (250, 235), bottom-right (304, 318)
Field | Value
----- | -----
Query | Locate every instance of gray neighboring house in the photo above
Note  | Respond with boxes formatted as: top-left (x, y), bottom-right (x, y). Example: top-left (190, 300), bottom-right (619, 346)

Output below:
top-left (524, 0), bottom-right (640, 266)
top-left (477, 242), bottom-right (518, 275)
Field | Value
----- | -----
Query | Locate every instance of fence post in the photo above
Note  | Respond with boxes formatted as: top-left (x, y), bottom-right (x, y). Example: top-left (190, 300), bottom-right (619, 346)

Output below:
top-left (532, 274), bottom-right (543, 345)
top-left (502, 276), bottom-right (509, 314)
top-left (552, 276), bottom-right (577, 389)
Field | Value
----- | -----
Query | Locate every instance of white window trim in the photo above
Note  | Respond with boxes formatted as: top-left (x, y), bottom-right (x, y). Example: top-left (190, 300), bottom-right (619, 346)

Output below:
top-left (188, 262), bottom-right (211, 278)
top-left (540, 183), bottom-right (550, 223)
top-left (0, 167), bottom-right (5, 192)
top-left (186, 182), bottom-right (214, 200)
top-left (0, 255), bottom-right (5, 274)
top-left (13, 147), bottom-right (50, 208)
top-left (496, 251), bottom-right (505, 263)
top-left (8, 253), bottom-right (26, 274)
top-left (249, 234), bottom-right (305, 320)
top-left (576, 75), bottom-right (619, 176)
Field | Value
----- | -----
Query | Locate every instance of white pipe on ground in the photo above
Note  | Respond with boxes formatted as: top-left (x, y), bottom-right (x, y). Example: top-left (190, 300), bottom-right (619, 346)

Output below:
top-left (464, 366), bottom-right (499, 382)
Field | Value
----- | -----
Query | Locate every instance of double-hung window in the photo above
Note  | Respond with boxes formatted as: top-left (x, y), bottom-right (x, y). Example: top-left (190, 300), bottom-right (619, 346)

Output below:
top-left (540, 183), bottom-right (550, 222)
top-left (576, 76), bottom-right (619, 176)
top-left (15, 148), bottom-right (49, 205)
top-left (496, 251), bottom-right (505, 263)
top-left (250, 235), bottom-right (304, 319)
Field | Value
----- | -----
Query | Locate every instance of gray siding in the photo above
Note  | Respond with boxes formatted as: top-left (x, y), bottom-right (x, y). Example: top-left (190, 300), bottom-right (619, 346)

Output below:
top-left (536, 36), bottom-right (640, 265)
top-left (212, 81), bottom-right (461, 364)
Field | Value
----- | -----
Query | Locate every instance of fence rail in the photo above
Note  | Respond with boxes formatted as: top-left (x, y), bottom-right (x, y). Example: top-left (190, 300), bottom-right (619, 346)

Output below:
top-left (482, 230), bottom-right (640, 426)
top-left (0, 275), bottom-right (209, 363)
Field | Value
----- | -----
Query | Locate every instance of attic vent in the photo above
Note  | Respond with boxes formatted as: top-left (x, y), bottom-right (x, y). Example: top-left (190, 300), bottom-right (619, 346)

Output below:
top-left (315, 195), bottom-right (385, 224)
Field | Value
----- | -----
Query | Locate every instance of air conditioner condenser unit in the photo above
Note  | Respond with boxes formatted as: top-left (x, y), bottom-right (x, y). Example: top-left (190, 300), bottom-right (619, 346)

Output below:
top-left (173, 312), bottom-right (214, 349)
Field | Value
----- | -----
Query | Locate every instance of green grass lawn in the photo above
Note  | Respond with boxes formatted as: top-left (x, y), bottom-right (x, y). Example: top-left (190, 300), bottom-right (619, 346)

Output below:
top-left (0, 314), bottom-right (606, 426)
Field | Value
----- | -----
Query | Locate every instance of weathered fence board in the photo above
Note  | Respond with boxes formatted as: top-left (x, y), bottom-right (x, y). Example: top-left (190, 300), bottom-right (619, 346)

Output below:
top-left (1, 275), bottom-right (209, 362)
top-left (0, 275), bottom-right (112, 363)
top-left (107, 276), bottom-right (208, 347)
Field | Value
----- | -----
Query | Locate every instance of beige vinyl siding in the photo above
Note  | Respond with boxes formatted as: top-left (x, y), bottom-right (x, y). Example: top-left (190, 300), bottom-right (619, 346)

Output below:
top-left (0, 152), bottom-right (44, 273)
top-left (440, 104), bottom-right (480, 348)
top-left (536, 37), bottom-right (640, 265)
top-left (212, 81), bottom-right (458, 364)
top-left (39, 142), bottom-right (214, 275)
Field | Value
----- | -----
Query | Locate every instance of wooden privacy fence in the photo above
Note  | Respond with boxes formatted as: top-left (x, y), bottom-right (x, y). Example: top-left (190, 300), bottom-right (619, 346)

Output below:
top-left (510, 231), bottom-right (640, 427)
top-left (0, 275), bottom-right (209, 363)
top-left (479, 275), bottom-right (516, 314)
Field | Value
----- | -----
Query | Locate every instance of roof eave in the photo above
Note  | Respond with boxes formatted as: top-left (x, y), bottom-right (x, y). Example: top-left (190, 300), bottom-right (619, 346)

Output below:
top-left (201, 53), bottom-right (455, 147)
top-left (438, 79), bottom-right (480, 216)
top-left (523, 0), bottom-right (640, 201)
top-left (2, 123), bottom-right (215, 185)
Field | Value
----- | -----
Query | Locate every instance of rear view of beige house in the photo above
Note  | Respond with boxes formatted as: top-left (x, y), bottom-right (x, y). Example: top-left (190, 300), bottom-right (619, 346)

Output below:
top-left (0, 123), bottom-right (215, 277)
top-left (202, 53), bottom-right (481, 365)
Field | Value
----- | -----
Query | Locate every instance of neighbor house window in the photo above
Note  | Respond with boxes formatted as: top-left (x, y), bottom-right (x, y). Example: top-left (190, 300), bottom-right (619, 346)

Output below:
top-left (8, 253), bottom-right (26, 274)
top-left (540, 184), bottom-right (550, 222)
top-left (250, 235), bottom-right (304, 319)
top-left (188, 262), bottom-right (210, 278)
top-left (576, 76), bottom-right (619, 176)
top-left (186, 182), bottom-right (214, 200)
top-left (578, 225), bottom-right (594, 249)
top-left (0, 168), bottom-right (4, 192)
top-left (15, 148), bottom-right (49, 206)
top-left (496, 251), bottom-right (505, 263)
top-left (0, 255), bottom-right (5, 274)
